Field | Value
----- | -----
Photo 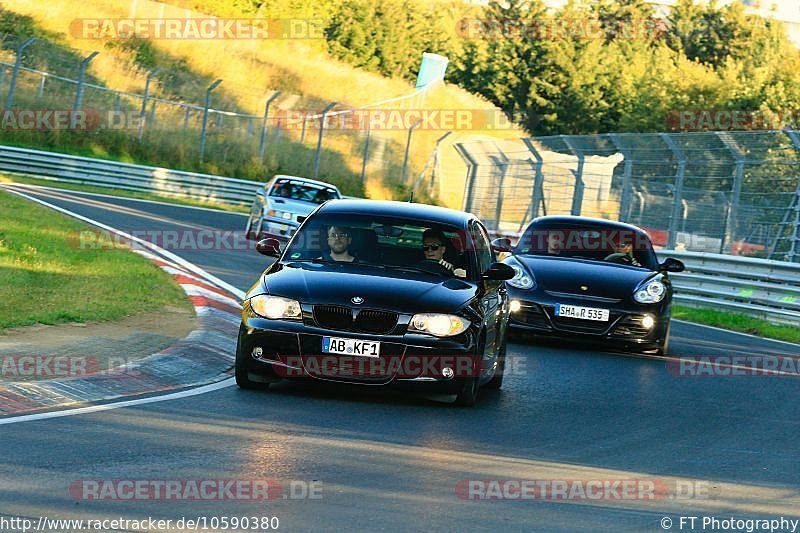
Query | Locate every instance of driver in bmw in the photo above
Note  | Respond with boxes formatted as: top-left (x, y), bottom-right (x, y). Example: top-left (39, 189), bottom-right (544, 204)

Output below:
top-left (322, 225), bottom-right (357, 262)
top-left (421, 229), bottom-right (466, 278)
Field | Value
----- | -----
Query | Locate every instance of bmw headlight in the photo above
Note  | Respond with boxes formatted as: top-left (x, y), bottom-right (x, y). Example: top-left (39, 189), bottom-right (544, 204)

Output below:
top-left (408, 314), bottom-right (469, 337)
top-left (504, 258), bottom-right (535, 289)
top-left (634, 279), bottom-right (666, 304)
top-left (249, 295), bottom-right (302, 320)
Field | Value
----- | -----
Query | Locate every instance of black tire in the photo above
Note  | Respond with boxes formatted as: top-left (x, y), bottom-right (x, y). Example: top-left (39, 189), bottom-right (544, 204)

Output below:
top-left (454, 376), bottom-right (479, 406)
top-left (484, 338), bottom-right (506, 390)
top-left (235, 337), bottom-right (270, 390)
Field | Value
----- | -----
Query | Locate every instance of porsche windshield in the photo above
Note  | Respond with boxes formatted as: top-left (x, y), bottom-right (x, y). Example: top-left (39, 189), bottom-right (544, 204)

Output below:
top-left (283, 214), bottom-right (473, 278)
top-left (514, 224), bottom-right (659, 269)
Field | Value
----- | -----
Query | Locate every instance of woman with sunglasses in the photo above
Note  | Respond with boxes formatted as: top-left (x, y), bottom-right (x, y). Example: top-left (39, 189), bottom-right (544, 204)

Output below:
top-left (420, 229), bottom-right (467, 278)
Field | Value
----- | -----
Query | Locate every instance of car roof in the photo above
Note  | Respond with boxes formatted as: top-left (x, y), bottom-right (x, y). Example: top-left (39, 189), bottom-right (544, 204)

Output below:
top-left (524, 215), bottom-right (651, 237)
top-left (270, 175), bottom-right (340, 191)
top-left (316, 200), bottom-right (477, 228)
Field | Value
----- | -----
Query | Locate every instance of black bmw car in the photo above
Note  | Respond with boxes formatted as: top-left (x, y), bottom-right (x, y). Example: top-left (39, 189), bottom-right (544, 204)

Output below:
top-left (493, 216), bottom-right (685, 356)
top-left (236, 200), bottom-right (515, 406)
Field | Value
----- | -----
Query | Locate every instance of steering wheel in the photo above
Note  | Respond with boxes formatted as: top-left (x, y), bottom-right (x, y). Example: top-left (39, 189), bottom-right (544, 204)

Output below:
top-left (414, 259), bottom-right (453, 276)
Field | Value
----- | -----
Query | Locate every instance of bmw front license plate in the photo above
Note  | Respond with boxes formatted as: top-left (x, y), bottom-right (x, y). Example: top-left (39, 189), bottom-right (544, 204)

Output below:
top-left (322, 337), bottom-right (380, 358)
top-left (555, 304), bottom-right (609, 321)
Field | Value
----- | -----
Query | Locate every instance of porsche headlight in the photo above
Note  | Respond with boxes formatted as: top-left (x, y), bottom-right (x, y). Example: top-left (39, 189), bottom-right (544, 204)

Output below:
top-left (505, 258), bottom-right (535, 289)
top-left (408, 314), bottom-right (469, 337)
top-left (249, 295), bottom-right (302, 320)
top-left (634, 279), bottom-right (666, 304)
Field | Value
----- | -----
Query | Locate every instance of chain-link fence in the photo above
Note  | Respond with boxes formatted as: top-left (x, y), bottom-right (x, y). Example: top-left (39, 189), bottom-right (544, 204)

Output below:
top-left (452, 132), bottom-right (800, 262)
top-left (0, 27), bottom-right (438, 198)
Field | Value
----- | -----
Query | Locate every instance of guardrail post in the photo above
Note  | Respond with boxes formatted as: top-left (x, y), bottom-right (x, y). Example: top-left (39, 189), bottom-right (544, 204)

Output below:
top-left (199, 79), bottom-right (223, 162)
top-left (608, 133), bottom-right (633, 222)
top-left (259, 90), bottom-right (281, 161)
top-left (717, 132), bottom-right (745, 254)
top-left (521, 138), bottom-right (546, 224)
top-left (562, 136), bottom-right (584, 216)
top-left (454, 143), bottom-right (479, 213)
top-left (138, 68), bottom-right (160, 141)
top-left (72, 51), bottom-right (99, 128)
top-left (401, 118), bottom-right (422, 185)
top-left (360, 121), bottom-right (372, 186)
top-left (313, 102), bottom-right (336, 179)
top-left (660, 133), bottom-right (687, 250)
top-left (5, 37), bottom-right (36, 110)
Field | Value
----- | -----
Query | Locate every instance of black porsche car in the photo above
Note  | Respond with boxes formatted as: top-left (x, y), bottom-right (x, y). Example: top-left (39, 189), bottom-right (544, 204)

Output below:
top-left (493, 216), bottom-right (685, 356)
top-left (235, 199), bottom-right (515, 406)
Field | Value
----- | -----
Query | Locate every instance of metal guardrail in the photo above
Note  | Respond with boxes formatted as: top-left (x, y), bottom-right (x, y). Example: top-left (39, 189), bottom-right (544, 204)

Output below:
top-left (0, 144), bottom-right (260, 206)
top-left (655, 250), bottom-right (800, 326)
top-left (488, 229), bottom-right (800, 326)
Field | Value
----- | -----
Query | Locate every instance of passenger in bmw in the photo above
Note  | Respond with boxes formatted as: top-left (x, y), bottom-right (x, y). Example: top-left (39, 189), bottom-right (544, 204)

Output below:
top-left (322, 225), bottom-right (358, 262)
top-left (420, 228), bottom-right (466, 278)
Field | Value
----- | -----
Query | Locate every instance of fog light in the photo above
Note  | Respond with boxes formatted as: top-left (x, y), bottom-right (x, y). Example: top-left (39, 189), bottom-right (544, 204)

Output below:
top-left (442, 367), bottom-right (454, 379)
top-left (510, 300), bottom-right (522, 313)
top-left (641, 315), bottom-right (655, 329)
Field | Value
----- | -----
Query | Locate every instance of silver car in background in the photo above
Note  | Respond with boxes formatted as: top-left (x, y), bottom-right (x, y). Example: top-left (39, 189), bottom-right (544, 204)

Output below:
top-left (245, 175), bottom-right (342, 242)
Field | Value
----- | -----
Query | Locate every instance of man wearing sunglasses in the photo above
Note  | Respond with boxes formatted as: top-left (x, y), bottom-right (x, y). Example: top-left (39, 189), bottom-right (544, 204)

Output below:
top-left (421, 229), bottom-right (466, 278)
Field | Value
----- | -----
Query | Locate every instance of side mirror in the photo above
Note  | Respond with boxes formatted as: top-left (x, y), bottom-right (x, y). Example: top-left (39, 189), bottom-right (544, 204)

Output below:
top-left (482, 262), bottom-right (515, 281)
top-left (491, 237), bottom-right (513, 253)
top-left (256, 238), bottom-right (282, 258)
top-left (659, 257), bottom-right (685, 273)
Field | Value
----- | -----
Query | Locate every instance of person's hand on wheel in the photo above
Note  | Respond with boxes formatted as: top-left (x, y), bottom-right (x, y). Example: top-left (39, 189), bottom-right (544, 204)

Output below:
top-left (453, 268), bottom-right (467, 278)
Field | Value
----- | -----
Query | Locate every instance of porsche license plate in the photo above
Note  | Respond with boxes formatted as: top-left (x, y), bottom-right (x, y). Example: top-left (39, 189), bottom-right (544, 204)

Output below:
top-left (554, 304), bottom-right (609, 322)
top-left (322, 337), bottom-right (380, 358)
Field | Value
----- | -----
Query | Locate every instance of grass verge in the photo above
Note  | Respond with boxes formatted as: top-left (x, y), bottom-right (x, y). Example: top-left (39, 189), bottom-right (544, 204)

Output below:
top-left (0, 189), bottom-right (194, 332)
top-left (673, 305), bottom-right (800, 345)
top-left (0, 175), bottom-right (250, 214)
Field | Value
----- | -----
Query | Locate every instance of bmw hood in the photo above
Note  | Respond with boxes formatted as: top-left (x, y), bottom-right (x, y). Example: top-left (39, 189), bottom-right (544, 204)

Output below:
top-left (259, 262), bottom-right (478, 313)
top-left (511, 255), bottom-right (656, 298)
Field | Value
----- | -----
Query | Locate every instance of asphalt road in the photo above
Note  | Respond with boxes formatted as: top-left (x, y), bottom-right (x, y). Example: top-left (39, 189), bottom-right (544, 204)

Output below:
top-left (2, 185), bottom-right (799, 533)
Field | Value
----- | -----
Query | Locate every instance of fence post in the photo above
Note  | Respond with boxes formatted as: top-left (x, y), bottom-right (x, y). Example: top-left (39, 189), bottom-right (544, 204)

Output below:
top-left (561, 136), bottom-right (585, 216)
top-left (454, 143), bottom-right (479, 213)
top-left (490, 148), bottom-right (509, 232)
top-left (138, 67), bottom-right (160, 141)
top-left (183, 106), bottom-right (190, 130)
top-left (401, 118), bottom-right (422, 185)
top-left (717, 132), bottom-right (745, 254)
top-left (37, 73), bottom-right (45, 98)
top-left (259, 90), bottom-right (281, 161)
top-left (660, 133), bottom-right (687, 250)
top-left (360, 121), bottom-right (372, 186)
top-left (313, 102), bottom-right (336, 179)
top-left (199, 79), bottom-right (223, 162)
top-left (72, 51), bottom-right (99, 128)
top-left (784, 131), bottom-right (800, 262)
top-left (430, 130), bottom-right (452, 195)
top-left (608, 133), bottom-right (633, 222)
top-left (521, 138), bottom-right (545, 225)
top-left (5, 37), bottom-right (36, 110)
top-left (300, 115), bottom-right (309, 143)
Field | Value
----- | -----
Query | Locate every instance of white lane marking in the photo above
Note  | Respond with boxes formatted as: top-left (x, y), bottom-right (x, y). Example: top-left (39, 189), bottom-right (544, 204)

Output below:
top-left (672, 319), bottom-right (800, 349)
top-left (0, 186), bottom-right (247, 424)
top-left (2, 181), bottom-right (249, 216)
top-left (1, 185), bottom-right (245, 300)
top-left (0, 379), bottom-right (234, 425)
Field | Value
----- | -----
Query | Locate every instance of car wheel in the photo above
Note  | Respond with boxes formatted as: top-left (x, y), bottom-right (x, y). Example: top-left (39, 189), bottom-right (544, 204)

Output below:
top-left (235, 331), bottom-right (270, 390)
top-left (656, 323), bottom-right (671, 357)
top-left (454, 376), bottom-right (479, 406)
top-left (484, 338), bottom-right (506, 390)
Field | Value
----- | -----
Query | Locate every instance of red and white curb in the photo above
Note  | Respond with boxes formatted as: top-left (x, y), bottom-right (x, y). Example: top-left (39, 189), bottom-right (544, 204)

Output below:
top-left (0, 185), bottom-right (245, 418)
